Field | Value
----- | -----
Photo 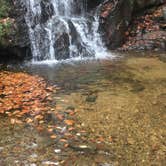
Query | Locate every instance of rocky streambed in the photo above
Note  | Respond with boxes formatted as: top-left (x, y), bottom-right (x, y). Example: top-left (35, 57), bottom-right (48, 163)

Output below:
top-left (0, 52), bottom-right (165, 165)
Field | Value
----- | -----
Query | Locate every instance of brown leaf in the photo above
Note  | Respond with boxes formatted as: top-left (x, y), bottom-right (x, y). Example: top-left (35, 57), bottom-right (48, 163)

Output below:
top-left (50, 135), bottom-right (57, 139)
top-left (64, 120), bottom-right (75, 126)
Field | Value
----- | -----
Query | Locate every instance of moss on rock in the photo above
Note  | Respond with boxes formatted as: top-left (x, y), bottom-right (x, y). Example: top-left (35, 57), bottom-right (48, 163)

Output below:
top-left (0, 0), bottom-right (15, 45)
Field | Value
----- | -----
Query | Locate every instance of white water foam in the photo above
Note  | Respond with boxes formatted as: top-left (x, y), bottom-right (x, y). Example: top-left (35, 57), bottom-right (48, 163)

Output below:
top-left (23, 0), bottom-right (111, 62)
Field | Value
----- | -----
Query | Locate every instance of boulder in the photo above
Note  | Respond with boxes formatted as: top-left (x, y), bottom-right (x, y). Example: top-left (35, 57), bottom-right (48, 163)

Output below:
top-left (134, 0), bottom-right (165, 11)
top-left (0, 0), bottom-right (32, 62)
top-left (100, 0), bottom-right (133, 49)
top-left (100, 0), bottom-right (165, 49)
top-left (118, 4), bottom-right (166, 51)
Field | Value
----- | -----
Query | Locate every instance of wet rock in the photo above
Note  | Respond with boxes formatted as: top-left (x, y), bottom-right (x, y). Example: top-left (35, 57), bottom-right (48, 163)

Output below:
top-left (100, 0), bottom-right (165, 50)
top-left (163, 6), bottom-right (166, 20)
top-left (87, 0), bottom-right (104, 11)
top-left (86, 95), bottom-right (97, 102)
top-left (68, 20), bottom-right (94, 58)
top-left (134, 0), bottom-right (164, 11)
top-left (100, 0), bottom-right (133, 49)
top-left (159, 54), bottom-right (166, 62)
top-left (0, 46), bottom-right (31, 63)
top-left (119, 3), bottom-right (166, 51)
top-left (54, 33), bottom-right (70, 60)
top-left (40, 0), bottom-right (54, 24)
top-left (0, 147), bottom-right (4, 152)
top-left (0, 1), bottom-right (32, 62)
top-left (66, 106), bottom-right (75, 111)
top-left (131, 83), bottom-right (145, 92)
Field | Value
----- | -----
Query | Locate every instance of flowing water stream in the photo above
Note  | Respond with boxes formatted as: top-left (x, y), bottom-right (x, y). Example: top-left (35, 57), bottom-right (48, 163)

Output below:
top-left (23, 0), bottom-right (107, 62)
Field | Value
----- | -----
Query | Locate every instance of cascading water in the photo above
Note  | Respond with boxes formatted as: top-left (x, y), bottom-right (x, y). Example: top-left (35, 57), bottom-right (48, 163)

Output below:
top-left (23, 0), bottom-right (107, 62)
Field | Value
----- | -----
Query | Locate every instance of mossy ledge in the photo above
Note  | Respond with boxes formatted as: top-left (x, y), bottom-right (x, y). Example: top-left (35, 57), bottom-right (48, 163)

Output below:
top-left (0, 0), bottom-right (31, 62)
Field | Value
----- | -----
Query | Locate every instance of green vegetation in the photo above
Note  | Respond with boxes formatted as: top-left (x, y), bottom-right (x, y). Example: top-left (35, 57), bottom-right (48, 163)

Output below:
top-left (0, 0), bottom-right (11, 40)
top-left (0, 20), bottom-right (12, 38)
top-left (0, 0), bottom-right (10, 18)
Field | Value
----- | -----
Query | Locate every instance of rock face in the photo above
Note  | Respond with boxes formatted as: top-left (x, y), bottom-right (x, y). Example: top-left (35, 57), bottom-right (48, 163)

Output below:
top-left (134, 0), bottom-right (164, 11)
top-left (54, 33), bottom-right (70, 60)
top-left (87, 0), bottom-right (104, 10)
top-left (100, 0), bottom-right (165, 50)
top-left (40, 0), bottom-right (54, 24)
top-left (0, 0), bottom-right (165, 62)
top-left (119, 4), bottom-right (166, 51)
top-left (100, 0), bottom-right (133, 49)
top-left (0, 0), bottom-right (31, 62)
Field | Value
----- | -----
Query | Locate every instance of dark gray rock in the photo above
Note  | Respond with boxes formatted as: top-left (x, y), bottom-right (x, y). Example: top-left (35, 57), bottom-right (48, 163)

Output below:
top-left (99, 0), bottom-right (165, 50)
top-left (134, 0), bottom-right (165, 11)
top-left (54, 33), bottom-right (70, 60)
top-left (100, 0), bottom-right (133, 49)
top-left (40, 0), bottom-right (54, 24)
top-left (0, 0), bottom-right (32, 62)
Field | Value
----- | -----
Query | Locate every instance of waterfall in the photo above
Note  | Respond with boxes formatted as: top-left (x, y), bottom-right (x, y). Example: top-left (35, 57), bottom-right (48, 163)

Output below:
top-left (23, 0), bottom-right (107, 62)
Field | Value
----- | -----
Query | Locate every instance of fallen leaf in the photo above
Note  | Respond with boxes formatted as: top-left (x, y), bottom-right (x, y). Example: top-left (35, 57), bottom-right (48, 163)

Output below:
top-left (60, 139), bottom-right (68, 142)
top-left (64, 120), bottom-right (75, 126)
top-left (50, 135), bottom-right (57, 139)
top-left (26, 118), bottom-right (33, 123)
top-left (35, 115), bottom-right (44, 120)
top-left (64, 144), bottom-right (69, 148)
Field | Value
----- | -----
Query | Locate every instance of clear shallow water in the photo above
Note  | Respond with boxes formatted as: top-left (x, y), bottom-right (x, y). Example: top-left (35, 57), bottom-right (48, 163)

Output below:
top-left (1, 52), bottom-right (166, 165)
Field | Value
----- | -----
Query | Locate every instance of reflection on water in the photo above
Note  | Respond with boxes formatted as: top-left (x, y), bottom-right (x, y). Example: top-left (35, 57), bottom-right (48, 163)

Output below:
top-left (1, 52), bottom-right (166, 165)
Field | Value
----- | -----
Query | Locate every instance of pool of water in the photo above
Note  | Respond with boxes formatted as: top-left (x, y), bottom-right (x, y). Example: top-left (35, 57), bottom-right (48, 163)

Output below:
top-left (1, 52), bottom-right (166, 165)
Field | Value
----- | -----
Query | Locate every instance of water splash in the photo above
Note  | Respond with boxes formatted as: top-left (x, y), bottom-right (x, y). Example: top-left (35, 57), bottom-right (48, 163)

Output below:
top-left (23, 0), bottom-right (107, 62)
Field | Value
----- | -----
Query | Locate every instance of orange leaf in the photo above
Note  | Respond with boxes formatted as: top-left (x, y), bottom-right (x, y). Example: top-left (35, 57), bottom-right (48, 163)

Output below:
top-left (50, 135), bottom-right (57, 139)
top-left (68, 127), bottom-right (75, 131)
top-left (64, 144), bottom-right (69, 148)
top-left (26, 118), bottom-right (33, 123)
top-left (20, 109), bottom-right (29, 115)
top-left (48, 128), bottom-right (53, 132)
top-left (56, 114), bottom-right (64, 121)
top-left (60, 139), bottom-right (68, 142)
top-left (35, 115), bottom-right (44, 120)
top-left (64, 120), bottom-right (74, 126)
top-left (12, 110), bottom-right (20, 115)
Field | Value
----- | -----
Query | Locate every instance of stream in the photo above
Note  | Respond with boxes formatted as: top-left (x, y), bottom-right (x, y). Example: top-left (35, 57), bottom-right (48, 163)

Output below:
top-left (0, 52), bottom-right (166, 165)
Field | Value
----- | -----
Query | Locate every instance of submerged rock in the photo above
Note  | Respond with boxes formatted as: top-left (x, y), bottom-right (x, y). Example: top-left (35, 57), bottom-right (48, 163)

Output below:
top-left (69, 143), bottom-right (97, 153)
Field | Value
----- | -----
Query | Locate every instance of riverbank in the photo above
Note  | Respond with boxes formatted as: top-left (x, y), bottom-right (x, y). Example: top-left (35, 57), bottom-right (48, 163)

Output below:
top-left (119, 3), bottom-right (166, 51)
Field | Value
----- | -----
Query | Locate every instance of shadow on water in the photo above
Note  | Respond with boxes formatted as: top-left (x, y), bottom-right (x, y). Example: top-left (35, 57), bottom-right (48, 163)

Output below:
top-left (0, 51), bottom-right (166, 165)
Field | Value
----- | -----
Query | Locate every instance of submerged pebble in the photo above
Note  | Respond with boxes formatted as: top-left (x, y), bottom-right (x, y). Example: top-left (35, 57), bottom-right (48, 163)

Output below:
top-left (42, 161), bottom-right (60, 165)
top-left (54, 149), bottom-right (61, 153)
top-left (0, 147), bottom-right (4, 151)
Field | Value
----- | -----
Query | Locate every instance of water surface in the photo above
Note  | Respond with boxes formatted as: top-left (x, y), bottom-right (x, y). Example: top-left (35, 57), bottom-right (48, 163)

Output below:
top-left (1, 52), bottom-right (166, 165)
